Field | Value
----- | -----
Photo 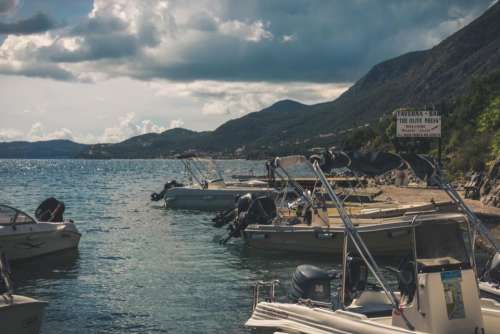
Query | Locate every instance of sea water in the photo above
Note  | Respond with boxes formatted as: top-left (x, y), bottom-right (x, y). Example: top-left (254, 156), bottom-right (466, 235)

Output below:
top-left (0, 159), bottom-right (342, 334)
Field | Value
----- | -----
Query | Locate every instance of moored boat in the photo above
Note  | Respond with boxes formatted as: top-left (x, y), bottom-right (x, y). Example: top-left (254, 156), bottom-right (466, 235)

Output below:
top-left (220, 155), bottom-right (458, 254)
top-left (245, 158), bottom-right (500, 334)
top-left (151, 155), bottom-right (278, 211)
top-left (0, 198), bottom-right (81, 262)
top-left (0, 253), bottom-right (47, 334)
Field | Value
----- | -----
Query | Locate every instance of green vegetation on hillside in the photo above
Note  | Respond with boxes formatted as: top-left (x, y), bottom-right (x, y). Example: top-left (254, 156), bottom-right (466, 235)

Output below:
top-left (341, 71), bottom-right (500, 176)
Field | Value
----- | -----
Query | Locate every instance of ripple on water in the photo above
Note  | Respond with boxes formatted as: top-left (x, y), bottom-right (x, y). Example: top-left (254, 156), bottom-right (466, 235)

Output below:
top-left (1, 159), bottom-right (343, 334)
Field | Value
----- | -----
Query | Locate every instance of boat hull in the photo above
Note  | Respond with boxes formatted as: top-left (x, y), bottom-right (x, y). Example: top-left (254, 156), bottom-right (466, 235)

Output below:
top-left (0, 223), bottom-right (81, 262)
top-left (0, 295), bottom-right (47, 334)
top-left (165, 187), bottom-right (277, 211)
top-left (243, 225), bottom-right (411, 255)
top-left (247, 300), bottom-right (500, 334)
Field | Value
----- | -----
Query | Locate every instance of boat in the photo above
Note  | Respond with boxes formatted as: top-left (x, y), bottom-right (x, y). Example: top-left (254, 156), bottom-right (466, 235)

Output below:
top-left (219, 155), bottom-right (457, 254)
top-left (151, 154), bottom-right (278, 211)
top-left (0, 198), bottom-right (81, 261)
top-left (0, 253), bottom-right (47, 334)
top-left (246, 157), bottom-right (500, 334)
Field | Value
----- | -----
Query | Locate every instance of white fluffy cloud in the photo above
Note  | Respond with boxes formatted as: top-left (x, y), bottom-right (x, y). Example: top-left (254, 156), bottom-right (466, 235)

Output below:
top-left (0, 114), bottom-right (171, 143)
top-left (99, 112), bottom-right (167, 142)
top-left (169, 119), bottom-right (184, 129)
top-left (0, 128), bottom-right (23, 141)
top-left (218, 19), bottom-right (273, 42)
top-left (0, 122), bottom-right (74, 142)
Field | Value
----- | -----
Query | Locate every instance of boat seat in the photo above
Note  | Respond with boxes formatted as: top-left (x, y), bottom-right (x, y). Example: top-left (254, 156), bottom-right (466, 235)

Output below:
top-left (346, 303), bottom-right (393, 318)
top-left (348, 291), bottom-right (394, 317)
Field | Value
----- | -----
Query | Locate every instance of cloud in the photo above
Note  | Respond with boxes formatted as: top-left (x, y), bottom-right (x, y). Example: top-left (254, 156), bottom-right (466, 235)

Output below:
top-left (27, 122), bottom-right (74, 141)
top-left (0, 127), bottom-right (23, 141)
top-left (218, 19), bottom-right (273, 42)
top-left (152, 80), bottom-right (350, 117)
top-left (0, 122), bottom-right (75, 142)
top-left (0, 62), bottom-right (78, 81)
top-left (0, 12), bottom-right (55, 35)
top-left (100, 112), bottom-right (167, 142)
top-left (169, 119), bottom-right (184, 129)
top-left (0, 0), bottom-right (16, 15)
top-left (0, 0), bottom-right (493, 82)
top-left (281, 34), bottom-right (296, 43)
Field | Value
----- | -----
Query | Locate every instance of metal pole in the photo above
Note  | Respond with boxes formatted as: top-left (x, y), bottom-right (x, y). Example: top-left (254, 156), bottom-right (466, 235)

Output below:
top-left (311, 161), bottom-right (415, 330)
top-left (437, 176), bottom-right (500, 252)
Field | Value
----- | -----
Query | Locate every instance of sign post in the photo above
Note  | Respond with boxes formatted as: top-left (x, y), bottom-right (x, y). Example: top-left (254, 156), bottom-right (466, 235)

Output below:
top-left (396, 109), bottom-right (441, 138)
top-left (395, 108), bottom-right (442, 164)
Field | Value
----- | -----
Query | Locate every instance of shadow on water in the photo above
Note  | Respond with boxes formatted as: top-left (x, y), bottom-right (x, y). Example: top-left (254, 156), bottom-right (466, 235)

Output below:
top-left (11, 250), bottom-right (81, 285)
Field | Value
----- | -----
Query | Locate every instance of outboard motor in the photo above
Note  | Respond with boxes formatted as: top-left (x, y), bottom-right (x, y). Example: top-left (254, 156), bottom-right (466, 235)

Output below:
top-left (220, 194), bottom-right (277, 244)
top-left (212, 194), bottom-right (251, 228)
top-left (151, 180), bottom-right (184, 201)
top-left (237, 193), bottom-right (253, 214)
top-left (246, 196), bottom-right (277, 225)
top-left (344, 255), bottom-right (368, 304)
top-left (289, 265), bottom-right (338, 304)
top-left (386, 256), bottom-right (417, 304)
top-left (35, 197), bottom-right (65, 222)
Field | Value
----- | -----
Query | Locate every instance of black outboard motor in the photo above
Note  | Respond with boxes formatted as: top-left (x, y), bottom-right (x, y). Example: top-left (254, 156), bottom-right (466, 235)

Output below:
top-left (386, 256), bottom-right (417, 303)
top-left (247, 196), bottom-right (277, 225)
top-left (220, 194), bottom-right (277, 244)
top-left (212, 209), bottom-right (237, 228)
top-left (212, 194), bottom-right (251, 228)
top-left (35, 197), bottom-right (65, 222)
top-left (151, 180), bottom-right (184, 201)
top-left (289, 265), bottom-right (338, 304)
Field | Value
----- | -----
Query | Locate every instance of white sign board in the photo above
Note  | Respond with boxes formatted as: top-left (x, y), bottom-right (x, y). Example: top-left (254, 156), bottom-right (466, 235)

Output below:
top-left (396, 110), bottom-right (441, 138)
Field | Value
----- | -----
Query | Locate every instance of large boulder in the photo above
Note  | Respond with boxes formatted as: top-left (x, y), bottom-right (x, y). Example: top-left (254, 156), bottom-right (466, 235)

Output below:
top-left (481, 157), bottom-right (500, 207)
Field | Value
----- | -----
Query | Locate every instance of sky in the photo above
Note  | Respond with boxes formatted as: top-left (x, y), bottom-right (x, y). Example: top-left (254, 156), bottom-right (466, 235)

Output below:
top-left (0, 0), bottom-right (496, 143)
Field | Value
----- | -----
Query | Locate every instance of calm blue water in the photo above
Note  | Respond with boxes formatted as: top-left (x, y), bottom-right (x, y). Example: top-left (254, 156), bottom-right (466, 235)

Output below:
top-left (0, 159), bottom-right (340, 334)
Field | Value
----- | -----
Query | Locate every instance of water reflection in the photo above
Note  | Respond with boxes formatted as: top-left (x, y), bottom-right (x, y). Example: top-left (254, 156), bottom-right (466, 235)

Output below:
top-left (11, 250), bottom-right (80, 291)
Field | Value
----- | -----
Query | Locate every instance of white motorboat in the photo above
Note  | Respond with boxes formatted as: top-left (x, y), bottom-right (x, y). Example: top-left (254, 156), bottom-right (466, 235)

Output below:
top-left (151, 155), bottom-right (278, 211)
top-left (0, 253), bottom-right (47, 334)
top-left (0, 199), bottom-right (81, 261)
top-left (245, 157), bottom-right (500, 334)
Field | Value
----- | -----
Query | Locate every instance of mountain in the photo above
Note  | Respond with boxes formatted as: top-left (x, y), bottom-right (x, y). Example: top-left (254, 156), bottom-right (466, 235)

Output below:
top-left (2, 2), bottom-right (500, 160)
top-left (0, 140), bottom-right (87, 158)
top-left (79, 128), bottom-right (205, 159)
top-left (83, 0), bottom-right (500, 159)
top-left (300, 1), bottom-right (500, 135)
top-left (78, 99), bottom-right (312, 158)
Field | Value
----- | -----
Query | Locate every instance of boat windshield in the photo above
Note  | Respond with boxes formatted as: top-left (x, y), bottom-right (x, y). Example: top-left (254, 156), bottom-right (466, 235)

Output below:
top-left (182, 157), bottom-right (224, 186)
top-left (415, 219), bottom-right (471, 269)
top-left (0, 205), bottom-right (35, 225)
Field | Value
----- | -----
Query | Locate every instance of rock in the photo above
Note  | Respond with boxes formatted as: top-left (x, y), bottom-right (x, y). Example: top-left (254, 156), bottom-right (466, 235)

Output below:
top-left (481, 157), bottom-right (500, 207)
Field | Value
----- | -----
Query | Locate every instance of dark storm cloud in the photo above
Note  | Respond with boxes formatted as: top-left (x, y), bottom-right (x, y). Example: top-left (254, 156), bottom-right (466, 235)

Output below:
top-left (0, 62), bottom-right (77, 81)
top-left (0, 12), bottom-right (55, 35)
top-left (0, 0), bottom-right (16, 14)
top-left (43, 13), bottom-right (160, 63)
top-left (47, 34), bottom-right (140, 63)
top-left (148, 0), bottom-right (493, 83)
top-left (2, 0), bottom-right (494, 83)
